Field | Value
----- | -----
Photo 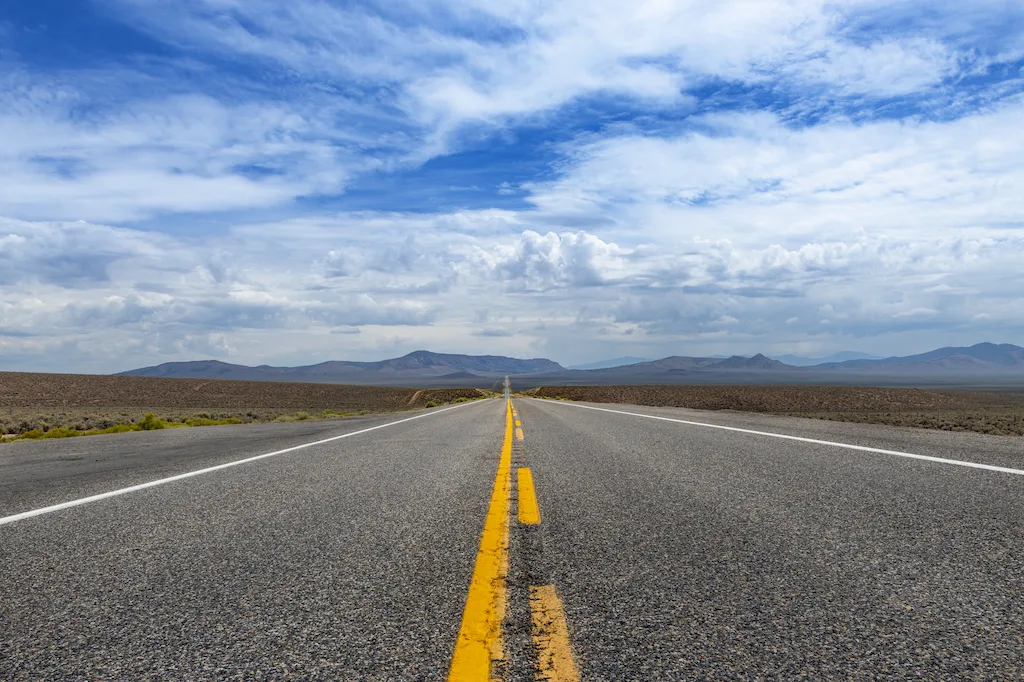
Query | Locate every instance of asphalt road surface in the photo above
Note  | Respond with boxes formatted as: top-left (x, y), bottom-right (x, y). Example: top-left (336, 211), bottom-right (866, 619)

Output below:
top-left (2, 396), bottom-right (1023, 680)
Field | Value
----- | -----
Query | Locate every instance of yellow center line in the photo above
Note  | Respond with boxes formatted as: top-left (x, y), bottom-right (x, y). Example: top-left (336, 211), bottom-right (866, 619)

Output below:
top-left (530, 585), bottom-right (580, 681)
top-left (515, 427), bottom-right (524, 441)
top-left (515, 419), bottom-right (521, 426)
top-left (517, 468), bottom-right (541, 525)
top-left (448, 399), bottom-right (514, 681)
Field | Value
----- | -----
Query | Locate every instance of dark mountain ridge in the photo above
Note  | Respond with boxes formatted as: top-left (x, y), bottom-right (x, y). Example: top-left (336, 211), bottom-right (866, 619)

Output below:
top-left (715, 353), bottom-right (785, 370)
top-left (118, 343), bottom-right (1024, 388)
top-left (118, 350), bottom-right (565, 384)
top-left (510, 343), bottom-right (1024, 389)
top-left (809, 343), bottom-right (1024, 371)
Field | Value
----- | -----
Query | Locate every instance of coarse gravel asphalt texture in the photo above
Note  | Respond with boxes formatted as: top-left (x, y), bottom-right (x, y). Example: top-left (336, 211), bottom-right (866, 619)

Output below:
top-left (1, 400), bottom-right (501, 679)
top-left (516, 398), bottom-right (1024, 680)
top-left (2, 396), bottom-right (1023, 679)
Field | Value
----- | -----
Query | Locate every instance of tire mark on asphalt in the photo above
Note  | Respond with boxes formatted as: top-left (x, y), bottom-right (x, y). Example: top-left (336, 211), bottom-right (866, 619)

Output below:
top-left (505, 402), bottom-right (580, 681)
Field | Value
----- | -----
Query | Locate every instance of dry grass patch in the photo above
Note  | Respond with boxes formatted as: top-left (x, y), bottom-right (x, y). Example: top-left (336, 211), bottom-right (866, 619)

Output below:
top-left (0, 372), bottom-right (486, 441)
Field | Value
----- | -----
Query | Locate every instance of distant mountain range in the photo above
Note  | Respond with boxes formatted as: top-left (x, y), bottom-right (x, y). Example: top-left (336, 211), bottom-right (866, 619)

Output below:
top-left (770, 351), bottom-right (882, 367)
top-left (567, 356), bottom-right (650, 370)
top-left (807, 343), bottom-right (1024, 370)
top-left (537, 353), bottom-right (789, 384)
top-left (118, 350), bottom-right (564, 385)
top-left (118, 343), bottom-right (1024, 388)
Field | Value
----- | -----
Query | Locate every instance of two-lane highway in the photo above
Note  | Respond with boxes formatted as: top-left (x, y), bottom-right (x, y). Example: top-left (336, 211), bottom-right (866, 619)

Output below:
top-left (2, 396), bottom-right (1023, 679)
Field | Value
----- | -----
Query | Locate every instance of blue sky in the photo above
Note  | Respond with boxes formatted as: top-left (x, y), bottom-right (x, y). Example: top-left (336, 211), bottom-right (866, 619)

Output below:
top-left (1, 0), bottom-right (1024, 371)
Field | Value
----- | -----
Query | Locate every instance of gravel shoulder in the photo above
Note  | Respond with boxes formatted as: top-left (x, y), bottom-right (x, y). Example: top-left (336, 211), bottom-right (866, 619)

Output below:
top-left (0, 404), bottom-right (480, 517)
top-left (525, 397), bottom-right (1024, 470)
top-left (529, 384), bottom-right (1024, 436)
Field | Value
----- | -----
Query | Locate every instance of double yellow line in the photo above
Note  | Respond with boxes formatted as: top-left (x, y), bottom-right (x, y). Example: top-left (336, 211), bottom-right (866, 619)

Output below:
top-left (447, 400), bottom-right (578, 681)
top-left (447, 400), bottom-right (513, 679)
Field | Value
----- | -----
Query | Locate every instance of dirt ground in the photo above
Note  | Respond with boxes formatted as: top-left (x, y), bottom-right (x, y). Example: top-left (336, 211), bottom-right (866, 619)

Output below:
top-left (0, 372), bottom-right (483, 435)
top-left (528, 385), bottom-right (1024, 436)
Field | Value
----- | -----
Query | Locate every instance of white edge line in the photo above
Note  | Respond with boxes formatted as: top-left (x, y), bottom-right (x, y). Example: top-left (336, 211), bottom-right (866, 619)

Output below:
top-left (530, 398), bottom-right (1024, 476)
top-left (0, 398), bottom-right (492, 527)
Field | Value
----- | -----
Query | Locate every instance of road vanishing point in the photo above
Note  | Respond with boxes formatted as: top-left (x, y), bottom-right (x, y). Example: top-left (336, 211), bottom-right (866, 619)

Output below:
top-left (2, 396), bottom-right (1023, 679)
